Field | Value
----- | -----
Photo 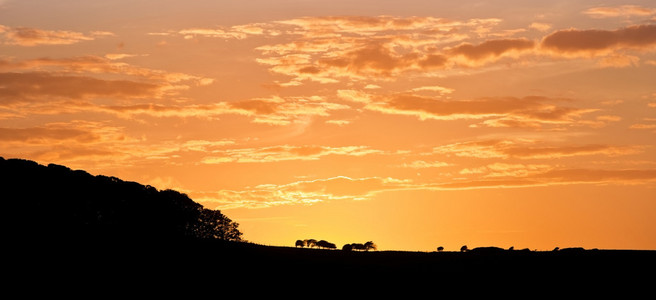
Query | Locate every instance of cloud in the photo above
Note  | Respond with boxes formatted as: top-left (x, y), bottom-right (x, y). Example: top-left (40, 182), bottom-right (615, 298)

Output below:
top-left (0, 72), bottom-right (158, 103)
top-left (410, 85), bottom-right (454, 95)
top-left (260, 36), bottom-right (534, 83)
top-left (0, 55), bottom-right (220, 121)
top-left (0, 56), bottom-right (213, 86)
top-left (529, 22), bottom-right (552, 32)
top-left (460, 162), bottom-right (552, 178)
top-left (249, 16), bottom-right (515, 84)
top-left (598, 53), bottom-right (640, 68)
top-left (165, 23), bottom-right (274, 40)
top-left (436, 168), bottom-right (656, 190)
top-left (224, 96), bottom-right (350, 125)
top-left (338, 92), bottom-right (595, 128)
top-left (583, 5), bottom-right (656, 18)
top-left (1, 91), bottom-right (348, 126)
top-left (196, 166), bottom-right (656, 209)
top-left (99, 103), bottom-right (237, 119)
top-left (401, 160), bottom-right (451, 169)
top-left (0, 124), bottom-right (101, 144)
top-left (0, 121), bottom-right (240, 168)
top-left (433, 139), bottom-right (643, 159)
top-left (630, 123), bottom-right (656, 130)
top-left (325, 119), bottom-right (350, 126)
top-left (0, 56), bottom-right (214, 109)
top-left (541, 24), bottom-right (656, 56)
top-left (0, 121), bottom-right (132, 164)
top-left (0, 25), bottom-right (110, 46)
top-left (317, 40), bottom-right (444, 77)
top-left (539, 168), bottom-right (656, 183)
top-left (191, 175), bottom-right (413, 209)
top-left (179, 28), bottom-right (248, 40)
top-left (201, 145), bottom-right (383, 164)
top-left (448, 38), bottom-right (535, 65)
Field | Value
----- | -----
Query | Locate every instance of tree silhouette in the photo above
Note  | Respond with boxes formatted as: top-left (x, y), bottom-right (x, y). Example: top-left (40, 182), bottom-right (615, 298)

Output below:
top-left (364, 241), bottom-right (377, 251)
top-left (460, 245), bottom-right (468, 252)
top-left (1, 157), bottom-right (242, 242)
top-left (316, 240), bottom-right (336, 249)
top-left (437, 246), bottom-right (444, 252)
top-left (342, 241), bottom-right (377, 251)
top-left (192, 208), bottom-right (242, 241)
top-left (306, 239), bottom-right (318, 248)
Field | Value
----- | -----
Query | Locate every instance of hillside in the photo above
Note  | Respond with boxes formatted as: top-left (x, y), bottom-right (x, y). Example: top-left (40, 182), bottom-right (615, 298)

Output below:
top-left (2, 157), bottom-right (655, 292)
top-left (0, 157), bottom-right (242, 242)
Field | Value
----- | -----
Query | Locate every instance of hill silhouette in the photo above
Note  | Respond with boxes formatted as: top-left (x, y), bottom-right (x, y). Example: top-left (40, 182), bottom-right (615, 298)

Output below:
top-left (1, 157), bottom-right (242, 243)
top-left (2, 157), bottom-right (655, 292)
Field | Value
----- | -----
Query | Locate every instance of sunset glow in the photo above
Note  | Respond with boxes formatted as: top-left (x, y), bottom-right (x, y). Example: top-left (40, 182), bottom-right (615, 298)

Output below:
top-left (2, 0), bottom-right (655, 251)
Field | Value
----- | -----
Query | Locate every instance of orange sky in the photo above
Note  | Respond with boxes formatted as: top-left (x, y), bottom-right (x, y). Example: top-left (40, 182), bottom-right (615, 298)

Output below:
top-left (1, 0), bottom-right (655, 251)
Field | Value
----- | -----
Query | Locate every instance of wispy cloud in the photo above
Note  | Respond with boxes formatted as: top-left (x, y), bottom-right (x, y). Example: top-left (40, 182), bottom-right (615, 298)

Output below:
top-left (195, 166), bottom-right (656, 209)
top-left (0, 55), bottom-right (214, 112)
top-left (433, 139), bottom-right (643, 159)
top-left (436, 168), bottom-right (656, 190)
top-left (401, 160), bottom-right (451, 169)
top-left (0, 55), bottom-right (213, 87)
top-left (0, 121), bottom-right (123, 145)
top-left (0, 25), bottom-right (111, 46)
top-left (191, 175), bottom-right (412, 209)
top-left (201, 145), bottom-right (384, 164)
top-left (583, 5), bottom-right (656, 18)
top-left (338, 91), bottom-right (598, 129)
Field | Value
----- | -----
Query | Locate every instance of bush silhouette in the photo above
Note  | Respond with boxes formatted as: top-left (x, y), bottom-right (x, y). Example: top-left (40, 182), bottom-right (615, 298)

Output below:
top-left (342, 241), bottom-right (377, 251)
top-left (316, 240), bottom-right (337, 249)
top-left (1, 157), bottom-right (242, 242)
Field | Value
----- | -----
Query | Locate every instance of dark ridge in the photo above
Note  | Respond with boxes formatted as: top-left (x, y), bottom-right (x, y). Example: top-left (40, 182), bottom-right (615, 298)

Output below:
top-left (2, 157), bottom-right (655, 293)
top-left (0, 156), bottom-right (242, 243)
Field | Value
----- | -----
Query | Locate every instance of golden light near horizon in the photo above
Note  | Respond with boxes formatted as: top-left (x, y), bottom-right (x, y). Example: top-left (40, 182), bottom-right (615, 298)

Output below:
top-left (1, 0), bottom-right (655, 251)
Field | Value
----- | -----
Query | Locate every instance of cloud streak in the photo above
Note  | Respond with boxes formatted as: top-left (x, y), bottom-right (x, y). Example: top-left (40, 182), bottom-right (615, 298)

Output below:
top-left (0, 72), bottom-right (158, 103)
top-left (197, 166), bottom-right (656, 209)
top-left (201, 145), bottom-right (384, 164)
top-left (338, 91), bottom-right (599, 129)
top-left (192, 176), bottom-right (413, 209)
top-left (0, 25), bottom-right (111, 46)
top-left (541, 24), bottom-right (656, 56)
top-left (583, 5), bottom-right (656, 18)
top-left (433, 139), bottom-right (643, 159)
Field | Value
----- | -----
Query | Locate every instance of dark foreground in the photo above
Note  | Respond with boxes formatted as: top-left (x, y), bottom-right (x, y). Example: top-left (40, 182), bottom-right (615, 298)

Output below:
top-left (9, 238), bottom-right (655, 294)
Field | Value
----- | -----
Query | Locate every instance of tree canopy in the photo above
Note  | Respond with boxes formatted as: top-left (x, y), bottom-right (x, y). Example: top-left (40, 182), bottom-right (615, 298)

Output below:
top-left (1, 157), bottom-right (242, 242)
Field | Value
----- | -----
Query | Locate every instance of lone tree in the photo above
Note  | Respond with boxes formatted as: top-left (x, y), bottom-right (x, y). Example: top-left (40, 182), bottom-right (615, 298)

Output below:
top-left (364, 241), bottom-right (377, 251)
top-left (460, 245), bottom-right (468, 252)
top-left (437, 246), bottom-right (444, 252)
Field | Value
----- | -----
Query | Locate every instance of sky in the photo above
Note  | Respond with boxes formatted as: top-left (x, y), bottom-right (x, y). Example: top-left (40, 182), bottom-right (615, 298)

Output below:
top-left (1, 0), bottom-right (655, 251)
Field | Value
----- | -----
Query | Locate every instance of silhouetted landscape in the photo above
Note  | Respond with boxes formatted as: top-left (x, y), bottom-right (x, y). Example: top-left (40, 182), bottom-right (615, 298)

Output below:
top-left (2, 157), bottom-right (655, 289)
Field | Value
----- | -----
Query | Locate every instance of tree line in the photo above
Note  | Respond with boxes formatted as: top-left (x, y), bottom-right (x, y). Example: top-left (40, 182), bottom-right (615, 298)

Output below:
top-left (295, 239), bottom-right (377, 251)
top-left (1, 157), bottom-right (242, 242)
